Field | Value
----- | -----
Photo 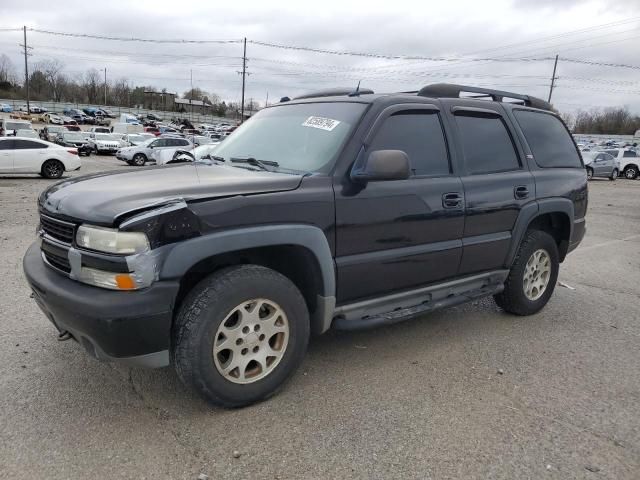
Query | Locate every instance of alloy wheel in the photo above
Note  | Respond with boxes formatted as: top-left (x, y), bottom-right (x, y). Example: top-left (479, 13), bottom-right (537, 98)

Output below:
top-left (523, 249), bottom-right (551, 301)
top-left (213, 298), bottom-right (289, 384)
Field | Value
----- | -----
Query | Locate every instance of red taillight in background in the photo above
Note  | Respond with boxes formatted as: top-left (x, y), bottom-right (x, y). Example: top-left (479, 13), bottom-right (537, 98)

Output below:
top-left (67, 149), bottom-right (78, 155)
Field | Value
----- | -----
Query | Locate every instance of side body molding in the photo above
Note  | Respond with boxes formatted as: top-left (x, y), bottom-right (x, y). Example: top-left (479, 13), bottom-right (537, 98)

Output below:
top-left (159, 224), bottom-right (337, 334)
top-left (506, 198), bottom-right (575, 266)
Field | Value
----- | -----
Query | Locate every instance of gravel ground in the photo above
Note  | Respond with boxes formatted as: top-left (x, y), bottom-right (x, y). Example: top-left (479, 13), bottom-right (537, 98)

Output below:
top-left (0, 157), bottom-right (639, 480)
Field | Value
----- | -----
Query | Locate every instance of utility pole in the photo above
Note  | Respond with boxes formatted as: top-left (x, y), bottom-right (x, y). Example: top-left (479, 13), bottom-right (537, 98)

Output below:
top-left (21, 26), bottom-right (31, 114)
top-left (265, 91), bottom-right (269, 108)
top-left (103, 67), bottom-right (107, 106)
top-left (190, 68), bottom-right (193, 122)
top-left (240, 37), bottom-right (247, 123)
top-left (548, 54), bottom-right (559, 103)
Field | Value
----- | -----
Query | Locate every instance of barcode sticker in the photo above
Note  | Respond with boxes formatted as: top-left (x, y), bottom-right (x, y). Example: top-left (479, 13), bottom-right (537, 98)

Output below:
top-left (302, 116), bottom-right (341, 131)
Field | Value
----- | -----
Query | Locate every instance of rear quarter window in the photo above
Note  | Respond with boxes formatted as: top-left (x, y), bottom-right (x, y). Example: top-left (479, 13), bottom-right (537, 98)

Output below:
top-left (513, 110), bottom-right (582, 168)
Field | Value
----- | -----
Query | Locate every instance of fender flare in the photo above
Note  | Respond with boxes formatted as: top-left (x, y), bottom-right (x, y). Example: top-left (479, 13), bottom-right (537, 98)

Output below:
top-left (159, 224), bottom-right (337, 333)
top-left (506, 198), bottom-right (574, 265)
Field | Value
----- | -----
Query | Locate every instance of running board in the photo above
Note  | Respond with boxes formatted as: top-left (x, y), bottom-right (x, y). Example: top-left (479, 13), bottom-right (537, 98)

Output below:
top-left (331, 270), bottom-right (508, 331)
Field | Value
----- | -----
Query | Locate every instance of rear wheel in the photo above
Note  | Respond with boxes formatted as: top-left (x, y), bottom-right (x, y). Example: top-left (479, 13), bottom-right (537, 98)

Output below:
top-left (41, 160), bottom-right (64, 179)
top-left (624, 165), bottom-right (638, 179)
top-left (132, 153), bottom-right (147, 166)
top-left (609, 168), bottom-right (618, 181)
top-left (494, 230), bottom-right (559, 316)
top-left (172, 265), bottom-right (310, 408)
top-left (586, 167), bottom-right (594, 180)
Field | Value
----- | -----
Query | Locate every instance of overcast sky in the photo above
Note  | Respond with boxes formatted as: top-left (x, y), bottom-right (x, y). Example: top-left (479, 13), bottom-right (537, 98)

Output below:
top-left (1, 0), bottom-right (639, 113)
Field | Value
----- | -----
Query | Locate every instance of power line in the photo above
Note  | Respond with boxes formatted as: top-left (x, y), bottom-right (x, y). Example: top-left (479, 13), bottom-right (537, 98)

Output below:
top-left (28, 28), bottom-right (243, 44)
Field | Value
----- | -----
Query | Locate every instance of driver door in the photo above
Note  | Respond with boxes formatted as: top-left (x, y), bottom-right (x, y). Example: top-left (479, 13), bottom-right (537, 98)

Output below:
top-left (0, 139), bottom-right (14, 172)
top-left (334, 104), bottom-right (465, 304)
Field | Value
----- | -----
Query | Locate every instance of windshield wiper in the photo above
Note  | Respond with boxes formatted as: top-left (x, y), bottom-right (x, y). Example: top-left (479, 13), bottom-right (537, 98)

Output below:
top-left (230, 156), bottom-right (279, 171)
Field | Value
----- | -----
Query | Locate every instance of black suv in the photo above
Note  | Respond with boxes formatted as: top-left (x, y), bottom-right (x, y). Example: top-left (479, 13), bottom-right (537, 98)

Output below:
top-left (23, 84), bottom-right (587, 407)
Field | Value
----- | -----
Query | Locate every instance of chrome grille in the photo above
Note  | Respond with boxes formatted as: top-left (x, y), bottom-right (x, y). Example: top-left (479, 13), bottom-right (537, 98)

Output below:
top-left (40, 214), bottom-right (75, 244)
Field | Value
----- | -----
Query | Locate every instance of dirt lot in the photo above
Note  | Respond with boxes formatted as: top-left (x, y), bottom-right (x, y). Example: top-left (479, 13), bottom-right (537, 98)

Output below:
top-left (0, 157), bottom-right (639, 479)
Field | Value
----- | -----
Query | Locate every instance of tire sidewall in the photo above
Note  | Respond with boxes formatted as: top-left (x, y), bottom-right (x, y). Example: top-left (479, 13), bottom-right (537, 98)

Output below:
top-left (508, 231), bottom-right (559, 314)
top-left (586, 167), bottom-right (593, 180)
top-left (133, 154), bottom-right (146, 166)
top-left (177, 267), bottom-right (310, 405)
top-left (625, 167), bottom-right (637, 179)
top-left (42, 160), bottom-right (63, 179)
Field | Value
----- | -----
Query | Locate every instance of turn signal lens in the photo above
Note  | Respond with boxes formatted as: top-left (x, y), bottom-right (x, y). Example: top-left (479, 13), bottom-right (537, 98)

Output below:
top-left (115, 274), bottom-right (136, 290)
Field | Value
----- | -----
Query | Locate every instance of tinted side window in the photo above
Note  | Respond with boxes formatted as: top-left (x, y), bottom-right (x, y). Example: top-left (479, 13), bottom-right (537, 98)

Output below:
top-left (14, 140), bottom-right (47, 149)
top-left (513, 110), bottom-right (581, 168)
top-left (623, 150), bottom-right (637, 158)
top-left (369, 111), bottom-right (449, 176)
top-left (0, 139), bottom-right (14, 150)
top-left (177, 139), bottom-right (190, 147)
top-left (151, 139), bottom-right (166, 147)
top-left (454, 114), bottom-right (520, 174)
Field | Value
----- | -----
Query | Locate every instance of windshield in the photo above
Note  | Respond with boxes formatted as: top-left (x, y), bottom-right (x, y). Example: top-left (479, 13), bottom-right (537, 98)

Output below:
top-left (63, 133), bottom-right (84, 142)
top-left (127, 135), bottom-right (145, 143)
top-left (6, 121), bottom-right (30, 131)
top-left (17, 130), bottom-right (37, 137)
top-left (212, 102), bottom-right (367, 172)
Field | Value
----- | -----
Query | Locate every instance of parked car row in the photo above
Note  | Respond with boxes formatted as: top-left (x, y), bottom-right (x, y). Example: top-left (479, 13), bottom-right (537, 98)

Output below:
top-left (577, 142), bottom-right (640, 180)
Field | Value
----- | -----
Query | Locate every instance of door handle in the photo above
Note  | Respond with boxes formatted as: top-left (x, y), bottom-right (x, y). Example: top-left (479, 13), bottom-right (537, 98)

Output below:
top-left (514, 185), bottom-right (529, 199)
top-left (442, 192), bottom-right (463, 209)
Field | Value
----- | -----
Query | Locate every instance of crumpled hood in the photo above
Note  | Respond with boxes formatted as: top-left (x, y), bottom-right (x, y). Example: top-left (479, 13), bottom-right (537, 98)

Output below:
top-left (40, 163), bottom-right (304, 225)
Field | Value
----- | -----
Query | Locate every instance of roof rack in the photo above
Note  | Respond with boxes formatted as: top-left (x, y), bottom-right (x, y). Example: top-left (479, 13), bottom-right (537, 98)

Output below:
top-left (417, 83), bottom-right (553, 111)
top-left (292, 87), bottom-right (374, 101)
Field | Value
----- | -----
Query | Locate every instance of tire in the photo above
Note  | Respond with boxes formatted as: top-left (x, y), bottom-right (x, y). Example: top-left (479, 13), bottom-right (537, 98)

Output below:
top-left (624, 166), bottom-right (638, 179)
top-left (609, 169), bottom-right (618, 181)
top-left (172, 265), bottom-right (310, 408)
top-left (494, 230), bottom-right (559, 316)
top-left (40, 160), bottom-right (64, 179)
top-left (132, 153), bottom-right (147, 166)
top-left (586, 167), bottom-right (594, 180)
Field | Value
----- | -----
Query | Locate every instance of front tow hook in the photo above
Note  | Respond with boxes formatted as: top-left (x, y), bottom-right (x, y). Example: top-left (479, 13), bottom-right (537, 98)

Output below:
top-left (57, 331), bottom-right (73, 342)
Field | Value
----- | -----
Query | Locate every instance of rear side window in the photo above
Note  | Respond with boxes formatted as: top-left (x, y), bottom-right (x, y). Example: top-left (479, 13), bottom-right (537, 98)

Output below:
top-left (369, 111), bottom-right (450, 176)
top-left (513, 110), bottom-right (581, 168)
top-left (454, 114), bottom-right (520, 174)
top-left (13, 140), bottom-right (47, 149)
top-left (623, 150), bottom-right (637, 158)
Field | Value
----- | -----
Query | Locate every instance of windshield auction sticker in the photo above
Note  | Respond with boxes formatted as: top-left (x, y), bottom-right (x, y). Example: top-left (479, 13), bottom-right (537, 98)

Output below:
top-left (302, 116), bottom-right (341, 131)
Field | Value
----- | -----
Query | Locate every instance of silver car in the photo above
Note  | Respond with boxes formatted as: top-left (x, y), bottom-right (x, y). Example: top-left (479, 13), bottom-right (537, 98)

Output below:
top-left (116, 136), bottom-right (192, 166)
top-left (583, 152), bottom-right (618, 180)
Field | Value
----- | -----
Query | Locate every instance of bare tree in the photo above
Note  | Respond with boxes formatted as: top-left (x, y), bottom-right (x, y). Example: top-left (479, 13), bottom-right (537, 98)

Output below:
top-left (82, 68), bottom-right (101, 103)
top-left (40, 59), bottom-right (66, 102)
top-left (0, 54), bottom-right (17, 85)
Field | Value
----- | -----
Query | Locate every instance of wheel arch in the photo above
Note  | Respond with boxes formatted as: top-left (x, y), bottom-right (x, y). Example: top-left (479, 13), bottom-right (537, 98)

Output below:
top-left (161, 224), bottom-right (336, 335)
top-left (507, 199), bottom-right (574, 265)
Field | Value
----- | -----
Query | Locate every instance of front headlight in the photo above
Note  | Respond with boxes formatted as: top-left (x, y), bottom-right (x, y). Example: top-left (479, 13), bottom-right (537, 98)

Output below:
top-left (76, 225), bottom-right (149, 255)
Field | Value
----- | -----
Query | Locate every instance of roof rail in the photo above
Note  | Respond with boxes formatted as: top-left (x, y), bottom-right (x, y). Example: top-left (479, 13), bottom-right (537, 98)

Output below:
top-left (417, 83), bottom-right (553, 111)
top-left (292, 87), bottom-right (374, 101)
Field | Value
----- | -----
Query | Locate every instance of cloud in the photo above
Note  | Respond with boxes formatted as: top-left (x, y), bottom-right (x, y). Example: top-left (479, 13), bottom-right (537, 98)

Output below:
top-left (0, 0), bottom-right (638, 112)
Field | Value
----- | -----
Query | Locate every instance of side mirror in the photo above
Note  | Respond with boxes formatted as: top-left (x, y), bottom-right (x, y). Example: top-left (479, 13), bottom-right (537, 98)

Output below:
top-left (351, 150), bottom-right (411, 182)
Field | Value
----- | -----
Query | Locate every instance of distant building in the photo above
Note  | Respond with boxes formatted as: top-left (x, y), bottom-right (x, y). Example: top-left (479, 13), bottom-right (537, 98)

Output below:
top-left (174, 97), bottom-right (213, 113)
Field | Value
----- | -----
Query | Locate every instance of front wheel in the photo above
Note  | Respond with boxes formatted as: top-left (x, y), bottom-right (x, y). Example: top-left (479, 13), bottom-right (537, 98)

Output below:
top-left (172, 265), bottom-right (310, 408)
top-left (132, 153), bottom-right (146, 166)
top-left (609, 169), bottom-right (618, 181)
top-left (494, 230), bottom-right (559, 316)
top-left (41, 160), bottom-right (64, 179)
top-left (586, 167), bottom-right (594, 180)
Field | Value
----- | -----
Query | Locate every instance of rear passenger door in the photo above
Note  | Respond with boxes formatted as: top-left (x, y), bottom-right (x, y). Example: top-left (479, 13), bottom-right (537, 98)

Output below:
top-left (445, 104), bottom-right (534, 275)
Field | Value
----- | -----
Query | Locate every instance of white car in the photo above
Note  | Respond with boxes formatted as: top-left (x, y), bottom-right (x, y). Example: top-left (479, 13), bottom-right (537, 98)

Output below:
top-left (15, 129), bottom-right (39, 139)
top-left (87, 133), bottom-right (122, 155)
top-left (155, 142), bottom-right (220, 165)
top-left (1, 119), bottom-right (32, 136)
top-left (0, 137), bottom-right (81, 178)
top-left (601, 148), bottom-right (639, 179)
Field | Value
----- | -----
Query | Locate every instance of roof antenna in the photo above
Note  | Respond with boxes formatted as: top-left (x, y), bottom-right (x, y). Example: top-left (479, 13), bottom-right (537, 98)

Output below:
top-left (348, 80), bottom-right (361, 97)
